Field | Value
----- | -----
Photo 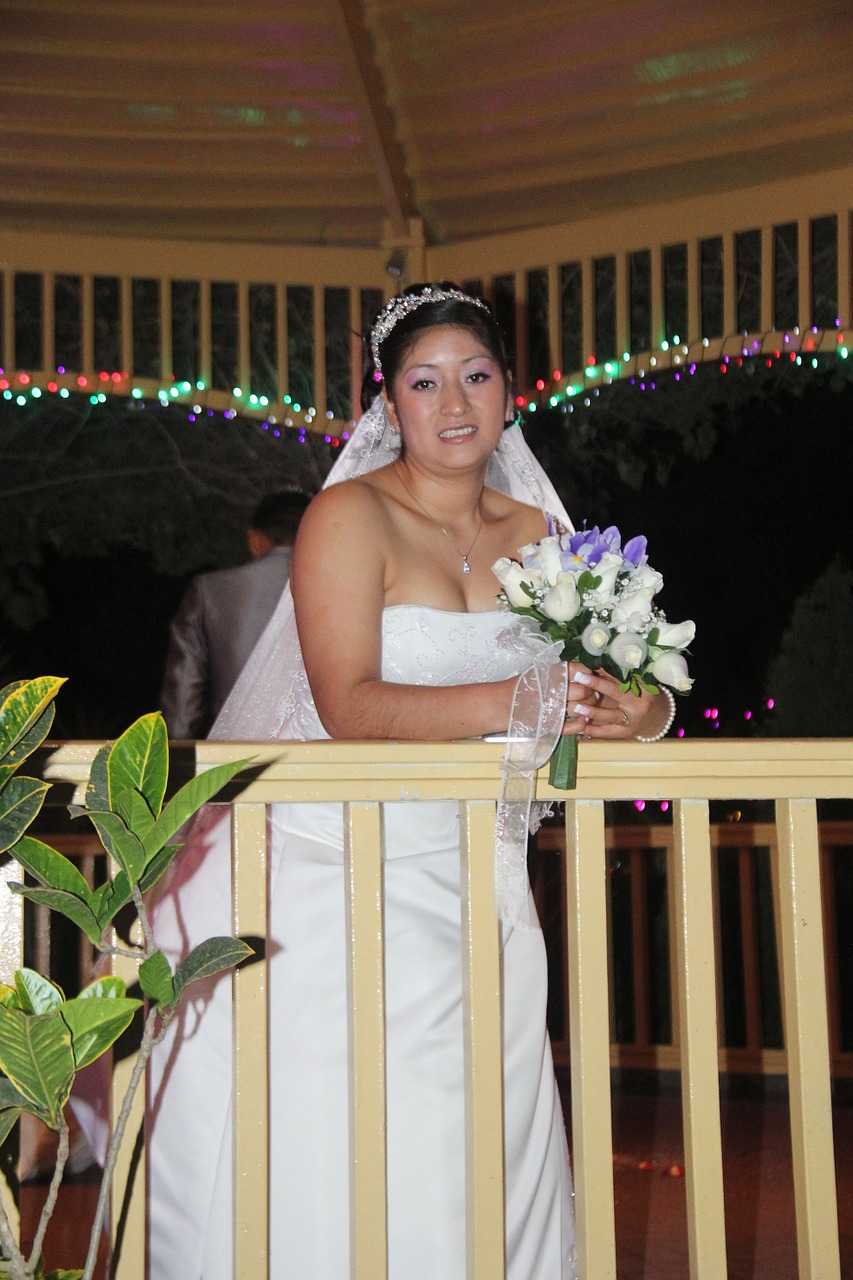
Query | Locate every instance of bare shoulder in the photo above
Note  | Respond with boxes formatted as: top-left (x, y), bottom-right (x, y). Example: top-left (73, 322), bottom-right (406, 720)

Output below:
top-left (297, 472), bottom-right (394, 539)
top-left (484, 487), bottom-right (549, 542)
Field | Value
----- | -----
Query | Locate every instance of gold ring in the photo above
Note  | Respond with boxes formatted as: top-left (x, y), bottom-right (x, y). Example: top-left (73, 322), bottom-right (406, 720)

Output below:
top-left (621, 710), bottom-right (630, 726)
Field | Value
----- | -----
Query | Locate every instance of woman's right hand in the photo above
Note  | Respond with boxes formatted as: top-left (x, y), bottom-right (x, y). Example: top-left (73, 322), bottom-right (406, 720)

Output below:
top-left (561, 663), bottom-right (597, 734)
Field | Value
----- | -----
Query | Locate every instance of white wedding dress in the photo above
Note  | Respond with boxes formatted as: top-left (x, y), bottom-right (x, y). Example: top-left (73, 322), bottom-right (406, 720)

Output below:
top-left (147, 604), bottom-right (577, 1278)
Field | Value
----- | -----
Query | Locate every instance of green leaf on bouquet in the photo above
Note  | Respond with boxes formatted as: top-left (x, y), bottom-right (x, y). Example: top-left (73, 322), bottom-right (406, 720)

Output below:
top-left (0, 677), bottom-right (65, 760)
top-left (115, 786), bottom-right (156, 839)
top-left (84, 810), bottom-right (146, 885)
top-left (0, 775), bottom-right (50, 852)
top-left (11, 834), bottom-right (94, 901)
top-left (141, 758), bottom-right (253, 860)
top-left (138, 950), bottom-right (175, 1008)
top-left (14, 969), bottom-right (63, 1015)
top-left (10, 884), bottom-right (103, 947)
top-left (0, 700), bottom-right (56, 789)
top-left (107, 712), bottom-right (169, 817)
top-left (0, 1004), bottom-right (75, 1126)
top-left (172, 937), bottom-right (254, 1003)
top-left (61, 993), bottom-right (141, 1070)
top-left (43, 1272), bottom-right (85, 1280)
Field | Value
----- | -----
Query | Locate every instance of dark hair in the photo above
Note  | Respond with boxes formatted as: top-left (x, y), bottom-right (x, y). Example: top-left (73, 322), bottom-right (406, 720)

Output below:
top-left (250, 491), bottom-right (311, 544)
top-left (360, 281), bottom-right (511, 410)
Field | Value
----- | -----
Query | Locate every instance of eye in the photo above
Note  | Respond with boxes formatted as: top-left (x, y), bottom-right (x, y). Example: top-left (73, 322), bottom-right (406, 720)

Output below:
top-left (467, 369), bottom-right (491, 383)
top-left (410, 377), bottom-right (435, 391)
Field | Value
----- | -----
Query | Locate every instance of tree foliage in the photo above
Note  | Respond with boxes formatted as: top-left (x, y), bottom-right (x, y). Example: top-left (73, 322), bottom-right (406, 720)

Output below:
top-left (0, 396), bottom-right (335, 630)
top-left (764, 557), bottom-right (853, 737)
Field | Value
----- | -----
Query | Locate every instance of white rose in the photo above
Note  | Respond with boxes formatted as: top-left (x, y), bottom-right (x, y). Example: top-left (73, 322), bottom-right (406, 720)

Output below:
top-left (612, 588), bottom-right (654, 629)
top-left (654, 619), bottom-right (695, 649)
top-left (541, 576), bottom-right (581, 623)
top-left (492, 557), bottom-right (537, 606)
top-left (631, 564), bottom-right (664, 594)
top-left (581, 622), bottom-right (611, 655)
top-left (608, 631), bottom-right (648, 673)
top-left (650, 650), bottom-right (693, 691)
top-left (536, 536), bottom-right (565, 587)
top-left (590, 551), bottom-right (624, 597)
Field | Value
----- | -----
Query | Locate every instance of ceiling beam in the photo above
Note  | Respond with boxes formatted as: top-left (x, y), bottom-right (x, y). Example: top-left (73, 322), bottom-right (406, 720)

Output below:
top-left (327, 0), bottom-right (420, 239)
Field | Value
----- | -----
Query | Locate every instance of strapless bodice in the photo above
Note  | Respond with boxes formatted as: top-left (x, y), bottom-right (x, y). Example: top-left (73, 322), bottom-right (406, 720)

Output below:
top-left (380, 605), bottom-right (540, 687)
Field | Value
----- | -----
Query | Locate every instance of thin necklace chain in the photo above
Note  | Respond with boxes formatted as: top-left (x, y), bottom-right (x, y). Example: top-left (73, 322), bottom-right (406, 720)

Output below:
top-left (395, 464), bottom-right (484, 575)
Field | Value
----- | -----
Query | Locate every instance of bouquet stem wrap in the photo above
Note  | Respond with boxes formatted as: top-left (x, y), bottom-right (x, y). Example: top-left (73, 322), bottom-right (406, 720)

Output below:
top-left (495, 656), bottom-right (568, 927)
top-left (548, 734), bottom-right (578, 790)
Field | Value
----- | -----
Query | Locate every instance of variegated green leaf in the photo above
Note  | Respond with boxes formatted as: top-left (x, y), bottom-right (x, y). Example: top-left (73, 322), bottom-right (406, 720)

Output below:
top-left (78, 976), bottom-right (126, 1001)
top-left (0, 776), bottom-right (49, 853)
top-left (10, 884), bottom-right (102, 947)
top-left (142, 758), bottom-right (253, 859)
top-left (107, 713), bottom-right (168, 816)
top-left (61, 994), bottom-right (141, 1070)
top-left (84, 741), bottom-right (111, 812)
top-left (138, 950), bottom-right (175, 1008)
top-left (115, 787), bottom-right (156, 839)
top-left (0, 1005), bottom-right (75, 1126)
top-left (85, 811), bottom-right (146, 885)
top-left (11, 834), bottom-right (93, 900)
top-left (0, 700), bottom-right (55, 789)
top-left (0, 1107), bottom-right (23, 1147)
top-left (139, 843), bottom-right (180, 893)
top-left (91, 873), bottom-right (133, 931)
top-left (173, 937), bottom-right (254, 1002)
top-left (14, 969), bottom-right (63, 1015)
top-left (0, 677), bottom-right (65, 761)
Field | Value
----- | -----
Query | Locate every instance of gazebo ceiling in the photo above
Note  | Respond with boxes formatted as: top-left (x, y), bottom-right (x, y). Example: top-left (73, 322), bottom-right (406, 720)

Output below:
top-left (3, 0), bottom-right (853, 248)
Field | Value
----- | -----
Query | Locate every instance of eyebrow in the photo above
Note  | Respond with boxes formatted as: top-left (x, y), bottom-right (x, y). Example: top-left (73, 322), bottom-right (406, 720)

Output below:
top-left (405, 354), bottom-right (495, 372)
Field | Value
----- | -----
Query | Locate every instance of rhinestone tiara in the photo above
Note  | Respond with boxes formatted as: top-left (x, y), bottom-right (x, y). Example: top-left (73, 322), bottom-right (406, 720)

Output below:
top-left (370, 286), bottom-right (490, 377)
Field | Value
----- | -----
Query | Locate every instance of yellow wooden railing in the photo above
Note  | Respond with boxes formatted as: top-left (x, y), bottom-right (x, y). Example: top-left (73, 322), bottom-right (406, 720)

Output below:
top-left (2, 737), bottom-right (847, 1279)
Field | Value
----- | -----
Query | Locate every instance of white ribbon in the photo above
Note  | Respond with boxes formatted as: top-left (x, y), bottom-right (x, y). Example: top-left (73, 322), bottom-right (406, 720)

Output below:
top-left (494, 655), bottom-right (568, 927)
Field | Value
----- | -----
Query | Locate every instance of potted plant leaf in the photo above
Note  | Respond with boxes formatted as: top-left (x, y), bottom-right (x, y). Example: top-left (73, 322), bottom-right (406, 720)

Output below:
top-left (0, 677), bottom-right (253, 1280)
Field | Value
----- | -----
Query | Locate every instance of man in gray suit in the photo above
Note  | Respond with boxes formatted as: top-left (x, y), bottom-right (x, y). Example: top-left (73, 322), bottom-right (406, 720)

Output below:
top-left (159, 490), bottom-right (310, 738)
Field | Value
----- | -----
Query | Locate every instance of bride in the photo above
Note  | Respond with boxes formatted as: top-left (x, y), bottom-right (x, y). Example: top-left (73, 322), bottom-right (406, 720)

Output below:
top-left (147, 284), bottom-right (672, 1278)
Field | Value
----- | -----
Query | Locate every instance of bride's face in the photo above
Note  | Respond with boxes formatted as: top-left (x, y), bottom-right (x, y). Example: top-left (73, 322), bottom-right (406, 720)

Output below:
top-left (385, 324), bottom-right (512, 472)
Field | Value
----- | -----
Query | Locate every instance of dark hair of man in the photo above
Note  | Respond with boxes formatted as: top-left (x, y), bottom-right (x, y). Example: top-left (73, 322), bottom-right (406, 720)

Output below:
top-left (360, 282), bottom-right (511, 410)
top-left (250, 491), bottom-right (311, 544)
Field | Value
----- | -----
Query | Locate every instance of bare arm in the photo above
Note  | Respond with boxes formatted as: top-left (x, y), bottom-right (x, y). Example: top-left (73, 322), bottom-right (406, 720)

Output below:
top-left (291, 483), bottom-right (518, 740)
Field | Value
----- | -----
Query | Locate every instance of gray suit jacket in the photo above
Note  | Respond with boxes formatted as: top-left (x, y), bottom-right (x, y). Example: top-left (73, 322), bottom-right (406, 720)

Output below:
top-left (159, 546), bottom-right (293, 739)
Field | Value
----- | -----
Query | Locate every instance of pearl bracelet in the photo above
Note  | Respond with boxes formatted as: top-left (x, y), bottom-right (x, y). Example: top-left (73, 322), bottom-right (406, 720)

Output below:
top-left (635, 687), bottom-right (677, 743)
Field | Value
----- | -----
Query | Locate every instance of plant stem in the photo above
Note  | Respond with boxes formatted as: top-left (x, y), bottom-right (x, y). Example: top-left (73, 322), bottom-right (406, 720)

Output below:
top-left (0, 1199), bottom-right (26, 1279)
top-left (81, 1006), bottom-right (165, 1280)
top-left (27, 1116), bottom-right (70, 1271)
top-left (131, 886), bottom-right (156, 955)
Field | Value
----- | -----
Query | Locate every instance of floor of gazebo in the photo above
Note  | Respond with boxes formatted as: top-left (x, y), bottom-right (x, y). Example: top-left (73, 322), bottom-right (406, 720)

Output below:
top-left (19, 1074), bottom-right (853, 1278)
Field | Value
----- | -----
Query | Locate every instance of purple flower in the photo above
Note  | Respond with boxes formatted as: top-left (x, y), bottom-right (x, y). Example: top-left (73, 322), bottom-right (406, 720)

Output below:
top-left (622, 535), bottom-right (648, 568)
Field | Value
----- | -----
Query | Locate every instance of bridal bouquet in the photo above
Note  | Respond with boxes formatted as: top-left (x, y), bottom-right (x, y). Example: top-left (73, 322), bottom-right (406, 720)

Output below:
top-left (492, 523), bottom-right (694, 787)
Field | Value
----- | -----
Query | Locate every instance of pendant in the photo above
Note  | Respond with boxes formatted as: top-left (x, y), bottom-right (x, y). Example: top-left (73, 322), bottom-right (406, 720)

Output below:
top-left (462, 557), bottom-right (471, 574)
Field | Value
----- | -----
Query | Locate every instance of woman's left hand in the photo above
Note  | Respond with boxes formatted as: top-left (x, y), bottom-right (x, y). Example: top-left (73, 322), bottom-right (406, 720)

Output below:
top-left (572, 671), bottom-right (669, 740)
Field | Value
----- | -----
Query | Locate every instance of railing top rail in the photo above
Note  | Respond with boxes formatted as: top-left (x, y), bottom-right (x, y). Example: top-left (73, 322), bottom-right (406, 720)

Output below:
top-left (33, 738), bottom-right (853, 805)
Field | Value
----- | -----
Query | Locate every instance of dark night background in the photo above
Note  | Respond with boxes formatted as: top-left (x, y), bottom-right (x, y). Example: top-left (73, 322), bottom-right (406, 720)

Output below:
top-left (3, 361), bottom-right (852, 741)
